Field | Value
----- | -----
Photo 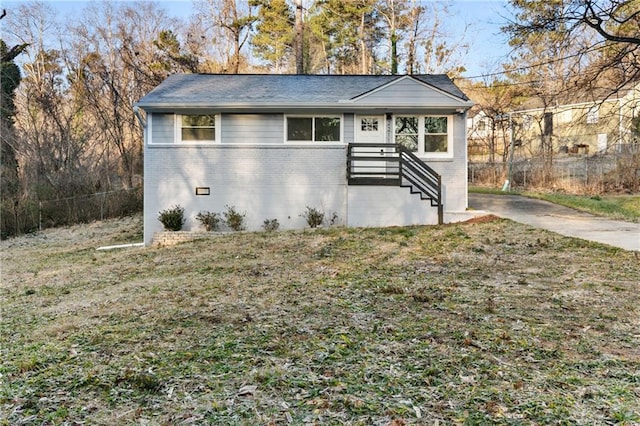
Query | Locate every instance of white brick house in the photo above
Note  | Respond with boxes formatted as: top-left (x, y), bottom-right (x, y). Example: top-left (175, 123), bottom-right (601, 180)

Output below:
top-left (135, 74), bottom-right (473, 245)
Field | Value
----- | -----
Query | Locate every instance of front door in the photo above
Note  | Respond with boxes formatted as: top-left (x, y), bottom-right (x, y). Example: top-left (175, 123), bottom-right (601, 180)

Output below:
top-left (354, 115), bottom-right (389, 176)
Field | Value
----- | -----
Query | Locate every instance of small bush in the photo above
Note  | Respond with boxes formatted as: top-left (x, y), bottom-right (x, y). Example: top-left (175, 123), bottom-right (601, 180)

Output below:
top-left (223, 205), bottom-right (246, 231)
top-left (262, 218), bottom-right (279, 232)
top-left (302, 206), bottom-right (324, 228)
top-left (195, 211), bottom-right (221, 231)
top-left (328, 211), bottom-right (339, 226)
top-left (158, 205), bottom-right (185, 231)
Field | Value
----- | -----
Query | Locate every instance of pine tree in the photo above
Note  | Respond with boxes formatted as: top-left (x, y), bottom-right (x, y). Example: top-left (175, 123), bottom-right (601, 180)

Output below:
top-left (251, 0), bottom-right (295, 73)
top-left (308, 0), bottom-right (378, 74)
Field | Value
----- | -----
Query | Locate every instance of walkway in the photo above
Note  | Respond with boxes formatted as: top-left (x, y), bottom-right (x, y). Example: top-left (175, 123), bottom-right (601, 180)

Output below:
top-left (468, 193), bottom-right (640, 252)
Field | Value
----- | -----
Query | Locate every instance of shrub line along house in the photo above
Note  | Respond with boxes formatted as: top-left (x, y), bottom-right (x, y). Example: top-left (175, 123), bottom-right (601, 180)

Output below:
top-left (135, 74), bottom-right (474, 245)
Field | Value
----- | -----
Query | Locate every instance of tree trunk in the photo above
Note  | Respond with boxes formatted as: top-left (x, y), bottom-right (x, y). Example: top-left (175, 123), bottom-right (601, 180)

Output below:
top-left (359, 11), bottom-right (367, 74)
top-left (390, 31), bottom-right (398, 75)
top-left (295, 0), bottom-right (304, 74)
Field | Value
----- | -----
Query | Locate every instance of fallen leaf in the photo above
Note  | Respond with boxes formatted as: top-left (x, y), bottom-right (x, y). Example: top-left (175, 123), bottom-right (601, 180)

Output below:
top-left (460, 375), bottom-right (476, 384)
top-left (237, 385), bottom-right (257, 396)
top-left (413, 406), bottom-right (421, 418)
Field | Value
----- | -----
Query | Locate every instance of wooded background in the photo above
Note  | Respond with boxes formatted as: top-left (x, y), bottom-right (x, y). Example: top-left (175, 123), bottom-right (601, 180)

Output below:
top-left (1, 0), bottom-right (638, 237)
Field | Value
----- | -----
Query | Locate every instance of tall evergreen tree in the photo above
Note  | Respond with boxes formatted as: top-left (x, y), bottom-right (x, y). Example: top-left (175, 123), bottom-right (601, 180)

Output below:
top-left (308, 0), bottom-right (378, 74)
top-left (251, 0), bottom-right (294, 73)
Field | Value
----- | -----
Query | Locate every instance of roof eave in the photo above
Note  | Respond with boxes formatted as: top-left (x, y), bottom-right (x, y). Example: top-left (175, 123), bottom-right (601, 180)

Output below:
top-left (135, 101), bottom-right (475, 111)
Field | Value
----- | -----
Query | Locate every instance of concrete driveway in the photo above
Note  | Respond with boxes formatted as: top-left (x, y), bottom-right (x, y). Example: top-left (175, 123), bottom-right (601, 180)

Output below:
top-left (469, 193), bottom-right (640, 252)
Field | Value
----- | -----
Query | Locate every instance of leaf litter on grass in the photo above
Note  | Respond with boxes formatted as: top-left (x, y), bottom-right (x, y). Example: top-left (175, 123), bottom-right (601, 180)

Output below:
top-left (1, 214), bottom-right (639, 424)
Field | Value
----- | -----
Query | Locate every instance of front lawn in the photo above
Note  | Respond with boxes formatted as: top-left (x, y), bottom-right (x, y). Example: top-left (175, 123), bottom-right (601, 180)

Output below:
top-left (1, 215), bottom-right (639, 424)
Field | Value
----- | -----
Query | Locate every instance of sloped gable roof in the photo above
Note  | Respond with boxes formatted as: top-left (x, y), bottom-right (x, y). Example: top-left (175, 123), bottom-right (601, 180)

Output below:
top-left (348, 75), bottom-right (471, 107)
top-left (136, 74), bottom-right (471, 110)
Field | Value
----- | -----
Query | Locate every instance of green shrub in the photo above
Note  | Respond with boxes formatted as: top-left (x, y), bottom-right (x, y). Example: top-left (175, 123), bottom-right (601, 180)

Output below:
top-left (223, 205), bottom-right (246, 231)
top-left (262, 218), bottom-right (279, 232)
top-left (195, 211), bottom-right (221, 231)
top-left (158, 205), bottom-right (185, 231)
top-left (328, 211), bottom-right (339, 226)
top-left (302, 206), bottom-right (324, 228)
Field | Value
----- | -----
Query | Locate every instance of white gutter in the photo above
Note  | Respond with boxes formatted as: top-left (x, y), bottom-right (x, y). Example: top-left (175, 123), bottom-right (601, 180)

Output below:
top-left (133, 106), bottom-right (147, 129)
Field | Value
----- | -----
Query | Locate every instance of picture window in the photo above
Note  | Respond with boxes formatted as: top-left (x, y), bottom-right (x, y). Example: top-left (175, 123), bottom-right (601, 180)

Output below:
top-left (287, 116), bottom-right (341, 142)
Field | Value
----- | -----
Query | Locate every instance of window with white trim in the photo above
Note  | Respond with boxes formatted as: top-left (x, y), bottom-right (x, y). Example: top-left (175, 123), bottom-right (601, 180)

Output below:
top-left (424, 117), bottom-right (449, 153)
top-left (395, 116), bottom-right (419, 151)
top-left (286, 116), bottom-right (341, 142)
top-left (179, 114), bottom-right (218, 142)
top-left (586, 106), bottom-right (599, 124)
top-left (395, 115), bottom-right (452, 156)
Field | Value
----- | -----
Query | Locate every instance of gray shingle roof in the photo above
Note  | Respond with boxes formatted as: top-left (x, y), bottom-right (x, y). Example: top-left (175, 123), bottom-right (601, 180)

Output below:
top-left (136, 74), bottom-right (470, 109)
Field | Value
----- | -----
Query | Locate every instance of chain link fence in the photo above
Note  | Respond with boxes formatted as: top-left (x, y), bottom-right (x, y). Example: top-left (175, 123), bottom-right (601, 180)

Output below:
top-left (1, 187), bottom-right (142, 239)
top-left (469, 150), bottom-right (640, 193)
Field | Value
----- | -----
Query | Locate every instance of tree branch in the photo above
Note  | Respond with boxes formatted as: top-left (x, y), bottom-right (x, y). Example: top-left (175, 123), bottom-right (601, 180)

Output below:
top-left (582, 1), bottom-right (640, 45)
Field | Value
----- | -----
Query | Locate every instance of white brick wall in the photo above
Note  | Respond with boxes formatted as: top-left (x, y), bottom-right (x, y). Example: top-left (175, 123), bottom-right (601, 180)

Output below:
top-left (423, 113), bottom-right (468, 213)
top-left (143, 112), bottom-right (470, 245)
top-left (347, 186), bottom-right (439, 227)
top-left (144, 145), bottom-right (348, 244)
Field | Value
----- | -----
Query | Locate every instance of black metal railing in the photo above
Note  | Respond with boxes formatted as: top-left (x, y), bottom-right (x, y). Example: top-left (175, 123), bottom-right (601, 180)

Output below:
top-left (347, 143), bottom-right (443, 224)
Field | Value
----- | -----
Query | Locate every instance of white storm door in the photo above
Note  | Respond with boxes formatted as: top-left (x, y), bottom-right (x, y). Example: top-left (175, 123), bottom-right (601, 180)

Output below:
top-left (354, 115), bottom-right (388, 176)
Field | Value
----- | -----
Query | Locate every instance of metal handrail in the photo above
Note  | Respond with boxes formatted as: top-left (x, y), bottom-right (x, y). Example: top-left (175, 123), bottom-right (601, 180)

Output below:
top-left (347, 143), bottom-right (443, 224)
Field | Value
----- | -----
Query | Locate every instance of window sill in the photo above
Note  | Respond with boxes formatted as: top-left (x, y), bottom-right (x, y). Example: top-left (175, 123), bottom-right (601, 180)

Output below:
top-left (147, 142), bottom-right (346, 149)
top-left (284, 141), bottom-right (346, 146)
top-left (418, 154), bottom-right (454, 162)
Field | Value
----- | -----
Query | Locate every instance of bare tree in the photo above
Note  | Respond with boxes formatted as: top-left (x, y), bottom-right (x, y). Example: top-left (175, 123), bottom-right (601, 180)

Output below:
top-left (420, 3), bottom-right (469, 76)
top-left (5, 2), bottom-right (88, 194)
top-left (504, 0), bottom-right (640, 95)
top-left (199, 0), bottom-right (258, 73)
top-left (65, 1), bottom-right (176, 189)
top-left (377, 0), bottom-right (469, 76)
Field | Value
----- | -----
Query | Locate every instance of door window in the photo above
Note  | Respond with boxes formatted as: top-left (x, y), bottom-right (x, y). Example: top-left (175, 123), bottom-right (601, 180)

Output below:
top-left (361, 118), bottom-right (379, 132)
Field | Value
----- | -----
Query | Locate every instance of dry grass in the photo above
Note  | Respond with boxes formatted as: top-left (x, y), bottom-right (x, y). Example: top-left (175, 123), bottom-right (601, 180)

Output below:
top-left (1, 215), bottom-right (639, 425)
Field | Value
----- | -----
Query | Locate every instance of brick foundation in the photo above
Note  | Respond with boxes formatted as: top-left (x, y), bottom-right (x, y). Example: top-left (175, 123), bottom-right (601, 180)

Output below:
top-left (153, 231), bottom-right (222, 247)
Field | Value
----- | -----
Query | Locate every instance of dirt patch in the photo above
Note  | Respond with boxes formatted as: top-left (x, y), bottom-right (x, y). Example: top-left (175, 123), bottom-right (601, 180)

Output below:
top-left (461, 214), bottom-right (502, 224)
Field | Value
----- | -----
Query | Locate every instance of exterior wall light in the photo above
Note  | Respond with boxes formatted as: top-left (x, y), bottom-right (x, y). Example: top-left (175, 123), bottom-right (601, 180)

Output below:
top-left (195, 187), bottom-right (210, 196)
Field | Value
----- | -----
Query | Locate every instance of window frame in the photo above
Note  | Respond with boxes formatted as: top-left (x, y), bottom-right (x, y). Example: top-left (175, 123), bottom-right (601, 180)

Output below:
top-left (394, 114), bottom-right (453, 158)
top-left (586, 106), bottom-right (599, 124)
top-left (176, 114), bottom-right (221, 144)
top-left (285, 114), bottom-right (343, 144)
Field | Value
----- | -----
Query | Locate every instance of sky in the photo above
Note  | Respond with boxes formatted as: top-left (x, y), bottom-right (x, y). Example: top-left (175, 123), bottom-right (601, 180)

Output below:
top-left (1, 0), bottom-right (513, 78)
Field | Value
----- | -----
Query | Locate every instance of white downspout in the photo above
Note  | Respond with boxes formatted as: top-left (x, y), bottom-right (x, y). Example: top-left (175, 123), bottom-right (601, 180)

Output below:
top-left (134, 106), bottom-right (147, 130)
